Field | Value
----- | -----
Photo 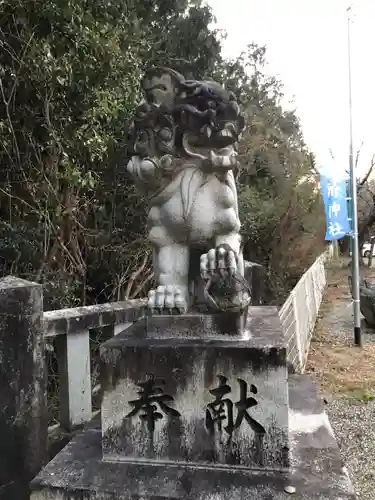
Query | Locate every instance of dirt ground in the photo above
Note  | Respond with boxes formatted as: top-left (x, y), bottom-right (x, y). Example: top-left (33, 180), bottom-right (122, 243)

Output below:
top-left (306, 259), bottom-right (375, 401)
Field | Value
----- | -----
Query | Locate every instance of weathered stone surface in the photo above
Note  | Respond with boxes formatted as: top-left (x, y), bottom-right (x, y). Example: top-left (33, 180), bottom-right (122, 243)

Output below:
top-left (244, 260), bottom-right (265, 306)
top-left (348, 275), bottom-right (375, 327)
top-left (43, 299), bottom-right (146, 337)
top-left (29, 375), bottom-right (355, 500)
top-left (0, 276), bottom-right (47, 500)
top-left (100, 307), bottom-right (289, 470)
top-left (118, 306), bottom-right (288, 345)
top-left (358, 280), bottom-right (375, 328)
top-left (134, 312), bottom-right (247, 338)
top-left (126, 68), bottom-right (249, 314)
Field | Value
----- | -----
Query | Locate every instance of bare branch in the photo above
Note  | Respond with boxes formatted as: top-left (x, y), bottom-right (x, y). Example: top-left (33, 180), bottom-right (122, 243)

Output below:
top-left (124, 251), bottom-right (151, 299)
top-left (359, 152), bottom-right (375, 188)
top-left (355, 141), bottom-right (364, 168)
top-left (0, 75), bottom-right (21, 164)
top-left (129, 272), bottom-right (154, 299)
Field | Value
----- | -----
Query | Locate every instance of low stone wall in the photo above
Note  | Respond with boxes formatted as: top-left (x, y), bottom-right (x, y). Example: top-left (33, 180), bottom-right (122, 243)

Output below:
top-left (280, 253), bottom-right (327, 373)
top-left (44, 299), bottom-right (146, 337)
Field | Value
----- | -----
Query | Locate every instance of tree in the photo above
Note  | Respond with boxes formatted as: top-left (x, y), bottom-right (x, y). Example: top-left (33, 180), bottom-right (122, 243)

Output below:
top-left (356, 156), bottom-right (375, 250)
top-left (0, 1), bottom-right (325, 308)
top-left (218, 45), bottom-right (325, 303)
top-left (0, 0), bottom-right (225, 308)
top-left (339, 152), bottom-right (375, 261)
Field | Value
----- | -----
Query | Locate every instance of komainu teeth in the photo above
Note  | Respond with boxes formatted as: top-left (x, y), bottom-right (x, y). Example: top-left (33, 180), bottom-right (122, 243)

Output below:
top-left (218, 129), bottom-right (231, 137)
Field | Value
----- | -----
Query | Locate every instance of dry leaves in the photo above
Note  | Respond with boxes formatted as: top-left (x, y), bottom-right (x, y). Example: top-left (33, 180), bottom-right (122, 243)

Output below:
top-left (306, 261), bottom-right (375, 398)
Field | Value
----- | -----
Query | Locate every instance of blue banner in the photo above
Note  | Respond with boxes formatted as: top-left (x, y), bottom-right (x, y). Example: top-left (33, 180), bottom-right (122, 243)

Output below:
top-left (320, 174), bottom-right (351, 241)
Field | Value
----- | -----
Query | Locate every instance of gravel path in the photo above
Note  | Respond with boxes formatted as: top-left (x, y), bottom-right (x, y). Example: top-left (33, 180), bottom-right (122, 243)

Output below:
top-left (326, 398), bottom-right (375, 499)
top-left (315, 269), bottom-right (375, 499)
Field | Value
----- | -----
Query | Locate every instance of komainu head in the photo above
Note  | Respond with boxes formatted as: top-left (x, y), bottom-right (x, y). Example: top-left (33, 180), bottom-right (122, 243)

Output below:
top-left (129, 67), bottom-right (245, 163)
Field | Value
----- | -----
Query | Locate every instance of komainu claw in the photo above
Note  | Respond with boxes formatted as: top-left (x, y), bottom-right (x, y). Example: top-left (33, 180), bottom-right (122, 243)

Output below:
top-left (147, 286), bottom-right (188, 314)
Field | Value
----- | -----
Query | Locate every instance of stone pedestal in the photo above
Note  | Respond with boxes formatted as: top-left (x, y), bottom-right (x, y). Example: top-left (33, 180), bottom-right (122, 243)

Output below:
top-left (100, 308), bottom-right (289, 470)
top-left (30, 307), bottom-right (355, 500)
top-left (30, 376), bottom-right (355, 500)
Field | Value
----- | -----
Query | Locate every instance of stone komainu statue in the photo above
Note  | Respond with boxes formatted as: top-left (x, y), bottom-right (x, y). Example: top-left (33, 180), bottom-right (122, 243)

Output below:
top-left (127, 67), bottom-right (250, 314)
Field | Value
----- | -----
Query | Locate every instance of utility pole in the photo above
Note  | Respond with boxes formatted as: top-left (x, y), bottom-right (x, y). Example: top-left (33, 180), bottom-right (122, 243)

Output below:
top-left (347, 5), bottom-right (362, 347)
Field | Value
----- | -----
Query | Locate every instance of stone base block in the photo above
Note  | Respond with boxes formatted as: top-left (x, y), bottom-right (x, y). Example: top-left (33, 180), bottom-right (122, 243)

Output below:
top-left (29, 376), bottom-right (356, 500)
top-left (99, 308), bottom-right (289, 470)
top-left (0, 276), bottom-right (46, 500)
top-left (144, 312), bottom-right (247, 337)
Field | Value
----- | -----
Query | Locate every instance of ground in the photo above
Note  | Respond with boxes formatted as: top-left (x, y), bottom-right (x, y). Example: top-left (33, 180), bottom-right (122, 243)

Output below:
top-left (305, 258), bottom-right (375, 500)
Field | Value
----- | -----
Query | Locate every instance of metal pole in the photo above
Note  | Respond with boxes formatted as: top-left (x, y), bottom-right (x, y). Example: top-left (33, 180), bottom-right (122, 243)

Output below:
top-left (347, 6), bottom-right (362, 346)
top-left (347, 174), bottom-right (353, 255)
top-left (347, 9), bottom-right (353, 256)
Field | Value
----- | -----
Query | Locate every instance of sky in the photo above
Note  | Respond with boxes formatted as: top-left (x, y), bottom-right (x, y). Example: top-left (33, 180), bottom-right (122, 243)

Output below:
top-left (207, 0), bottom-right (375, 178)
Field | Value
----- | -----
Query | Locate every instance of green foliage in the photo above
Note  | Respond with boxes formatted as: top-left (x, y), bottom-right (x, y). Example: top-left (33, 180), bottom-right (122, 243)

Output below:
top-left (218, 46), bottom-right (325, 302)
top-left (0, 0), bottom-right (148, 307)
top-left (0, 1), bottom-right (324, 308)
top-left (0, 0), bottom-right (221, 308)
